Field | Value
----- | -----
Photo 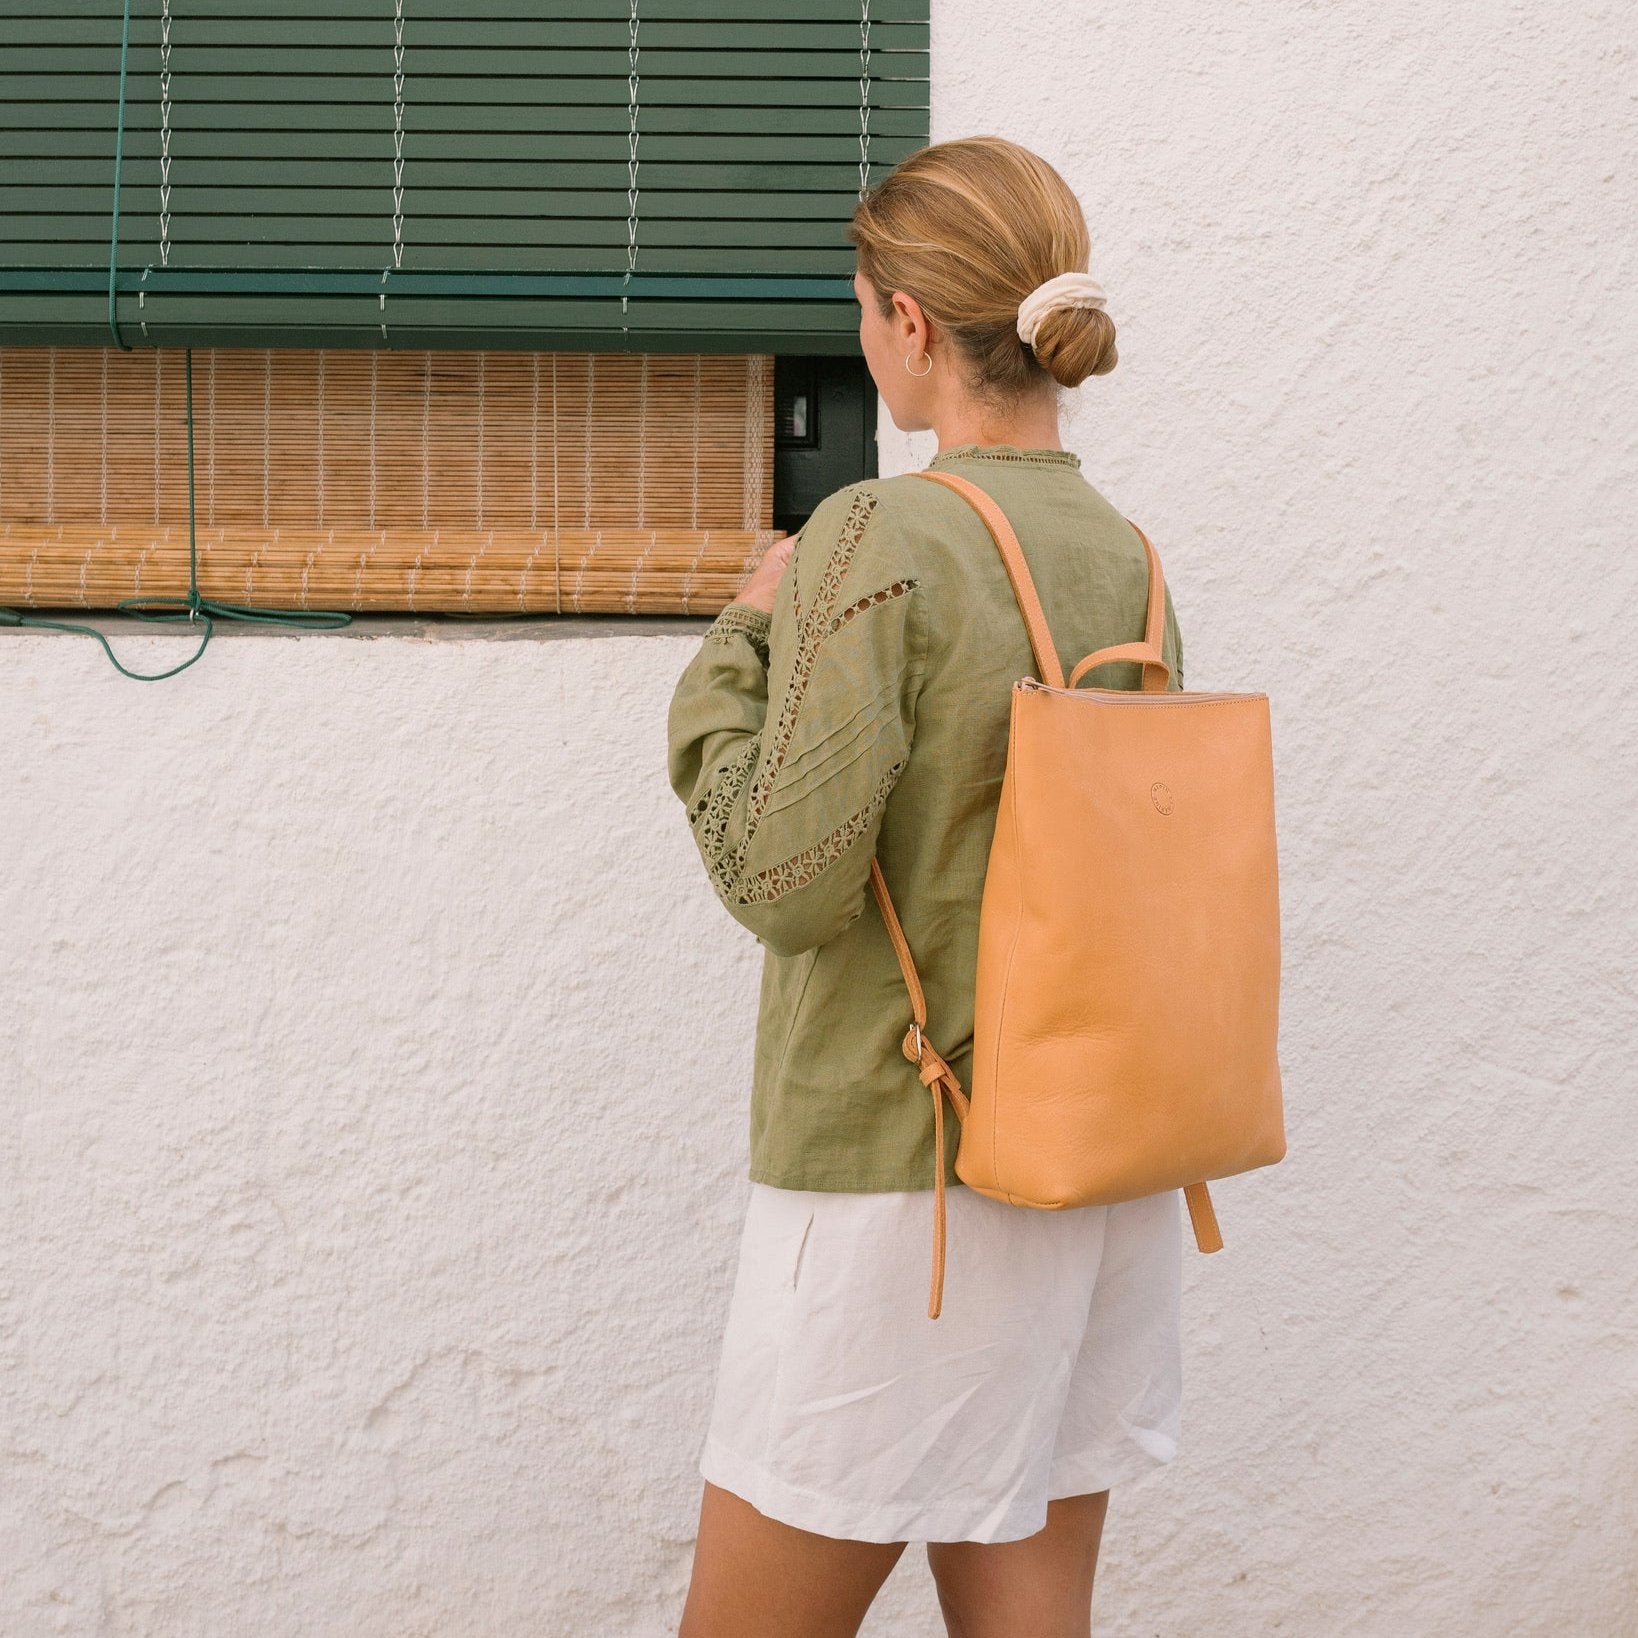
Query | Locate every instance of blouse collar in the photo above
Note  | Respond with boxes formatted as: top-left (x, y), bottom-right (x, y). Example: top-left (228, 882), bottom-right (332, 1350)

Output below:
top-left (926, 442), bottom-right (1082, 470)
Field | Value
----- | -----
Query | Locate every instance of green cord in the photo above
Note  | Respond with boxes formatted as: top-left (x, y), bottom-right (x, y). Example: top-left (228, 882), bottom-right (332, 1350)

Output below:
top-left (3, 349), bottom-right (353, 681)
top-left (1, 0), bottom-right (353, 680)
top-left (107, 0), bottom-right (131, 351)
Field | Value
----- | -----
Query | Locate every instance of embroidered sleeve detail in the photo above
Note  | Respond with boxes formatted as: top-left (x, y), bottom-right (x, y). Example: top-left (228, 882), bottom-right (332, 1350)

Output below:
top-left (666, 479), bottom-right (923, 957)
top-left (828, 578), bottom-right (919, 634)
top-left (739, 486), bottom-right (879, 850)
top-left (731, 756), bottom-right (908, 903)
top-left (683, 491), bottom-right (881, 898)
top-left (689, 733), bottom-right (761, 897)
top-left (707, 601), bottom-right (772, 664)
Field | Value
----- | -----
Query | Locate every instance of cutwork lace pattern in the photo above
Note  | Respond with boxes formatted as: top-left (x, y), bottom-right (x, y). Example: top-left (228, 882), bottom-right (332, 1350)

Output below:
top-left (734, 756), bottom-right (908, 903)
top-left (687, 486), bottom-right (911, 906)
top-left (742, 487), bottom-right (876, 838)
top-left (828, 578), bottom-right (918, 633)
top-left (708, 601), bottom-right (772, 663)
top-left (687, 733), bottom-right (761, 885)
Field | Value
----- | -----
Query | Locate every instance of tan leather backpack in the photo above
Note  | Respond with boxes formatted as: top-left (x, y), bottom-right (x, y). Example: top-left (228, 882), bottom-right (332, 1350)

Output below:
top-left (869, 468), bottom-right (1287, 1319)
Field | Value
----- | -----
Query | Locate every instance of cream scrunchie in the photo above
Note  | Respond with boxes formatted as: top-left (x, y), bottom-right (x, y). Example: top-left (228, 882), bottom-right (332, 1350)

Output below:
top-left (1016, 271), bottom-right (1109, 349)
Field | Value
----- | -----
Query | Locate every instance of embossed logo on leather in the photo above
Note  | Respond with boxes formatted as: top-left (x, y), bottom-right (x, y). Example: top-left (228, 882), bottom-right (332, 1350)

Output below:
top-left (1150, 780), bottom-right (1174, 815)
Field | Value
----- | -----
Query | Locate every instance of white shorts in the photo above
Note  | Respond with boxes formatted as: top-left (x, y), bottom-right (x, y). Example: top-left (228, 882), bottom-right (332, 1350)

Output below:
top-left (697, 1178), bottom-right (1183, 1544)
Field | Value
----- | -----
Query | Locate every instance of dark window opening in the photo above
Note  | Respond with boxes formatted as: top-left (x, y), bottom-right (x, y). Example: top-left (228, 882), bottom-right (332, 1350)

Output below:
top-left (774, 355), bottom-right (879, 536)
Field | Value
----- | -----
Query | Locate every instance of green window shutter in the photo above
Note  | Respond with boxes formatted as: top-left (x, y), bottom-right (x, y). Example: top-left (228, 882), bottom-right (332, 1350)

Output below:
top-left (0, 1), bottom-right (930, 352)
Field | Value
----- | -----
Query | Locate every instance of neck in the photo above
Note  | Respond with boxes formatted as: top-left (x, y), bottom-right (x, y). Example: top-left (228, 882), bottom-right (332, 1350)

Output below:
top-left (933, 391), bottom-right (1061, 455)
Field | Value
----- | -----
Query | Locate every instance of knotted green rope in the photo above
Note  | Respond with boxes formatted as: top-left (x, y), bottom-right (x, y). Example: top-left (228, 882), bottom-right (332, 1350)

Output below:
top-left (2, 350), bottom-right (353, 680)
top-left (0, 0), bottom-right (352, 679)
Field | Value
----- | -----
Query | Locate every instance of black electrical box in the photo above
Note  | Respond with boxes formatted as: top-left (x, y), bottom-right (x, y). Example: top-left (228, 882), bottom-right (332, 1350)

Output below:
top-left (772, 355), bottom-right (878, 535)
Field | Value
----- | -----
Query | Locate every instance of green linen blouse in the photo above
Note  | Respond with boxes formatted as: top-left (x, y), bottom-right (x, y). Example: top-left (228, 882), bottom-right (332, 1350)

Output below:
top-left (665, 442), bottom-right (1186, 1193)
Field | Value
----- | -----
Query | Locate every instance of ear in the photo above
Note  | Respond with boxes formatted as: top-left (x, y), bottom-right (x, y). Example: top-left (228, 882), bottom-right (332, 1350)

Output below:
top-left (891, 289), bottom-right (934, 348)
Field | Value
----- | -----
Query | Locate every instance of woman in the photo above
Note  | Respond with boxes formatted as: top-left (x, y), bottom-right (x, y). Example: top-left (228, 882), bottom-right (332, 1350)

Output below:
top-left (666, 135), bottom-right (1187, 1638)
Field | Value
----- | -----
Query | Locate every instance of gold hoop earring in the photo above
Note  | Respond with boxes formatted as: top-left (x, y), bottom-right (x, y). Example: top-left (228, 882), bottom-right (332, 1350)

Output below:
top-left (904, 349), bottom-right (933, 377)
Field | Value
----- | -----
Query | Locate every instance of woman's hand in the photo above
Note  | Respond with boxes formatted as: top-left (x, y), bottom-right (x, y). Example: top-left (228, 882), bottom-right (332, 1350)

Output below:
top-left (728, 533), bottom-right (797, 616)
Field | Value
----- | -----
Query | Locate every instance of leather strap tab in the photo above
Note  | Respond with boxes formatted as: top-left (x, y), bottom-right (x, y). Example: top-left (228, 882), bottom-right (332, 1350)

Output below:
top-left (1184, 1181), bottom-right (1224, 1253)
top-left (900, 1026), bottom-right (969, 1320)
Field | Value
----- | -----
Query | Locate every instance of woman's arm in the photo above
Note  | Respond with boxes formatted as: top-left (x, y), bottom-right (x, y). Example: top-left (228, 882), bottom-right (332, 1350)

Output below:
top-left (666, 482), bottom-right (926, 958)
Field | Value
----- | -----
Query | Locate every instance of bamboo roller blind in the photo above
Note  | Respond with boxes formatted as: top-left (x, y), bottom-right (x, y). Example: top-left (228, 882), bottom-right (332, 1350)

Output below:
top-left (0, 344), bottom-right (783, 614)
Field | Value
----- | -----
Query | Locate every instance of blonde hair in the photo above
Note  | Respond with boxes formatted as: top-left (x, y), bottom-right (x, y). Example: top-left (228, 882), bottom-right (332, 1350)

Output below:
top-left (846, 135), bottom-right (1117, 399)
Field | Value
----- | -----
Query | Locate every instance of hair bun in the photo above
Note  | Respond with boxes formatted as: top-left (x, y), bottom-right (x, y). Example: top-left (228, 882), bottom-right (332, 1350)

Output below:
top-left (1026, 302), bottom-right (1119, 388)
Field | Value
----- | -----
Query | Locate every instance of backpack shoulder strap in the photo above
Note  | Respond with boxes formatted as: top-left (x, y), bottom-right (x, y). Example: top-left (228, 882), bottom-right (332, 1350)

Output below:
top-left (912, 468), bottom-right (1172, 693)
top-left (911, 468), bottom-right (1065, 689)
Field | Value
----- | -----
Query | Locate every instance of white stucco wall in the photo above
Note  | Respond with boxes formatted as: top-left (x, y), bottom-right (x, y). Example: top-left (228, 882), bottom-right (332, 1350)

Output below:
top-left (4, 1), bottom-right (1635, 1633)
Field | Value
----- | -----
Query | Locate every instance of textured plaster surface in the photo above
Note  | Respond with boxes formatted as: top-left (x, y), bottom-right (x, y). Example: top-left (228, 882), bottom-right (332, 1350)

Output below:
top-left (3, 1), bottom-right (1636, 1632)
